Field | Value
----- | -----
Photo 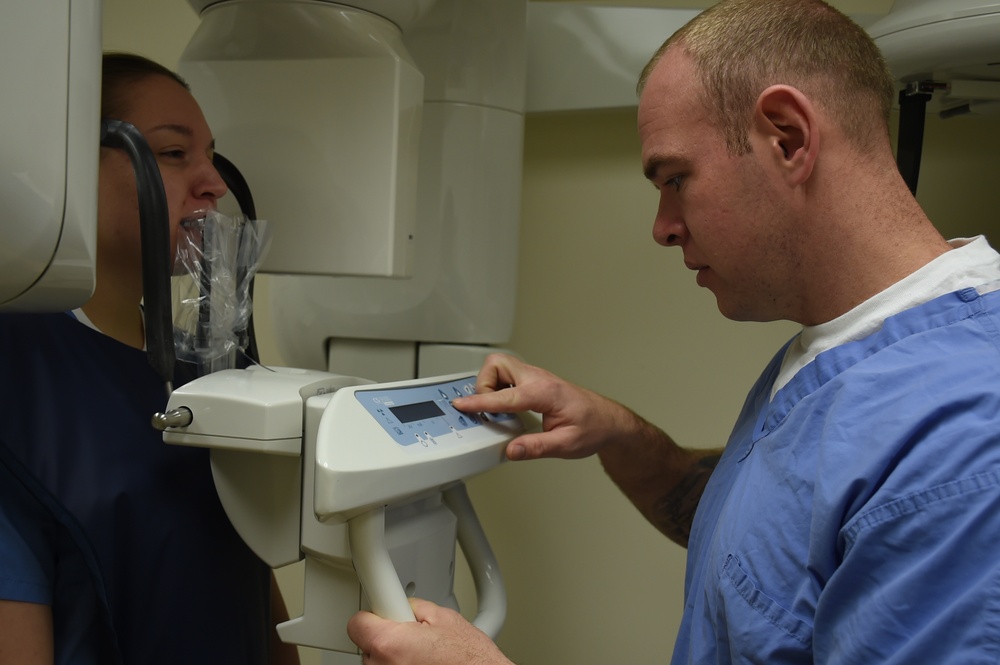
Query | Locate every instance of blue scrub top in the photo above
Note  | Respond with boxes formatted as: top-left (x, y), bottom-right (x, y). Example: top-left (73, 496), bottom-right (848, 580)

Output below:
top-left (675, 287), bottom-right (1000, 664)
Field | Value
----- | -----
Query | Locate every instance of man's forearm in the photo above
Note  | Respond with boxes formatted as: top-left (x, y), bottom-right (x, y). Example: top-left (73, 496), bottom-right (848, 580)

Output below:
top-left (597, 412), bottom-right (721, 547)
top-left (649, 450), bottom-right (721, 547)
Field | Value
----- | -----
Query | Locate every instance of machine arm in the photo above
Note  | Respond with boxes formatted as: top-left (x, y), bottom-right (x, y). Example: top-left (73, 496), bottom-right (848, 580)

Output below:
top-left (100, 118), bottom-right (175, 389)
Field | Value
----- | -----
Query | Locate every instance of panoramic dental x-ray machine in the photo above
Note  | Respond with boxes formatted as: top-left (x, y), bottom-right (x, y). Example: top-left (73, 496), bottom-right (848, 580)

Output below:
top-left (4, 0), bottom-right (1000, 661)
top-left (1, 0), bottom-right (529, 659)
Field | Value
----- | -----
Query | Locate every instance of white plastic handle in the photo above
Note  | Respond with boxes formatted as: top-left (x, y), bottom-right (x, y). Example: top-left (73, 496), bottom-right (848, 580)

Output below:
top-left (348, 507), bottom-right (416, 622)
top-left (347, 482), bottom-right (507, 638)
top-left (443, 482), bottom-right (507, 638)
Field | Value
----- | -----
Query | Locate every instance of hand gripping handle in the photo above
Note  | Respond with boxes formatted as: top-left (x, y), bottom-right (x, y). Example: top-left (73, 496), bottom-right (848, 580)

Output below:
top-left (348, 507), bottom-right (416, 623)
top-left (347, 482), bottom-right (507, 638)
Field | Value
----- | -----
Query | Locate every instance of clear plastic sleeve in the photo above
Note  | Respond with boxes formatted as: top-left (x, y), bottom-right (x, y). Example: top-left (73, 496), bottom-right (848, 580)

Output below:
top-left (171, 210), bottom-right (270, 375)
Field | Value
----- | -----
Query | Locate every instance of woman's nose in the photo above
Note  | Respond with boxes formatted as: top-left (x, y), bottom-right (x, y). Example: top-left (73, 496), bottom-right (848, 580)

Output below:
top-left (196, 158), bottom-right (229, 203)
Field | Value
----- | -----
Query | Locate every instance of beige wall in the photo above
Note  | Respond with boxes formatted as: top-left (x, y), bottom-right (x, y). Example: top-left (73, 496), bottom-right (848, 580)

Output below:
top-left (103, 3), bottom-right (1000, 664)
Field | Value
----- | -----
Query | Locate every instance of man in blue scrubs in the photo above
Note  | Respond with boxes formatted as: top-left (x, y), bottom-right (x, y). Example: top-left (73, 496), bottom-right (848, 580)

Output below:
top-left (347, 0), bottom-right (1000, 663)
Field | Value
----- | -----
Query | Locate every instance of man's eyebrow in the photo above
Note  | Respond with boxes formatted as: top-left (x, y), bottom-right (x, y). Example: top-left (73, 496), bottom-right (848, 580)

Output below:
top-left (643, 154), bottom-right (686, 181)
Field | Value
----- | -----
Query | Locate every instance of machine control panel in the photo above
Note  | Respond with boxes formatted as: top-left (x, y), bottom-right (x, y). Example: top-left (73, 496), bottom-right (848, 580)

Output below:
top-left (313, 372), bottom-right (524, 522)
top-left (355, 375), bottom-right (519, 449)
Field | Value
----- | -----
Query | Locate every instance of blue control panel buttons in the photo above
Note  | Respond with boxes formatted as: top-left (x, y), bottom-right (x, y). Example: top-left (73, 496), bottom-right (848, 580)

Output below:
top-left (355, 376), bottom-right (518, 447)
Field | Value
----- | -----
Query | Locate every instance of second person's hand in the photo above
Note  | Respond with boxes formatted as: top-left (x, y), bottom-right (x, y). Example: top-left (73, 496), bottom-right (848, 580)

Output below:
top-left (451, 354), bottom-right (643, 462)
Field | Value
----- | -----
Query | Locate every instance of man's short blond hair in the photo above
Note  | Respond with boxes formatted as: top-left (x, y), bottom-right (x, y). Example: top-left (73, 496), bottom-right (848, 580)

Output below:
top-left (638, 0), bottom-right (895, 155)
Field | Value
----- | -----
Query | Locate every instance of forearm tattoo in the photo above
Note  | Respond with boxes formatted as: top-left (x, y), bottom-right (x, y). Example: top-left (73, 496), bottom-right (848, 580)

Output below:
top-left (652, 453), bottom-right (721, 547)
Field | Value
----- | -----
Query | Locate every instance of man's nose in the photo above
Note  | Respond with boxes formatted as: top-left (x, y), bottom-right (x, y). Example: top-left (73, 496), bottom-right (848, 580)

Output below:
top-left (652, 198), bottom-right (687, 247)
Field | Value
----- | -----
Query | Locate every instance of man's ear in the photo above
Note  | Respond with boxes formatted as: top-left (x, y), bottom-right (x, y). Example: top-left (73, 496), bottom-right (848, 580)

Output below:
top-left (753, 85), bottom-right (818, 186)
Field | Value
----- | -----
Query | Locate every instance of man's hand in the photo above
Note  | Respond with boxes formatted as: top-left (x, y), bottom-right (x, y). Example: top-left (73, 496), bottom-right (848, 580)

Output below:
top-left (348, 599), bottom-right (514, 665)
top-left (452, 354), bottom-right (642, 461)
top-left (455, 354), bottom-right (715, 546)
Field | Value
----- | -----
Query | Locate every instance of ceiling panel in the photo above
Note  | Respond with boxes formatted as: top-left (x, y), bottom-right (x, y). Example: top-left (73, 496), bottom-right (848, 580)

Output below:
top-left (533, 0), bottom-right (896, 24)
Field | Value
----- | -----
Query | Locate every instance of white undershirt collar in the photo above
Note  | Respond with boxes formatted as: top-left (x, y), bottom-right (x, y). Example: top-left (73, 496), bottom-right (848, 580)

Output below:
top-left (772, 236), bottom-right (1000, 398)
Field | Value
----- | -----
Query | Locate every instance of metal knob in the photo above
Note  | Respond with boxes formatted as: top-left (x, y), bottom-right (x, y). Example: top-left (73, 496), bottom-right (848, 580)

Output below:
top-left (151, 407), bottom-right (193, 431)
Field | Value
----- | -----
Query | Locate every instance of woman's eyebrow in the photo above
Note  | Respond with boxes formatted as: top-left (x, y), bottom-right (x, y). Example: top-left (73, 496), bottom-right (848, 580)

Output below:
top-left (147, 123), bottom-right (194, 137)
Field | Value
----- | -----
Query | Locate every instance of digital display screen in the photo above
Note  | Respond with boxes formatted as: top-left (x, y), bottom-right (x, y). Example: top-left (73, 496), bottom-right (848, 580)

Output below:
top-left (389, 400), bottom-right (445, 424)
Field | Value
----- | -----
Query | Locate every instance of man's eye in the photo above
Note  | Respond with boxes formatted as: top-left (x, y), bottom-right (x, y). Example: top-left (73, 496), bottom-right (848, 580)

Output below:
top-left (665, 175), bottom-right (684, 191)
top-left (160, 149), bottom-right (186, 160)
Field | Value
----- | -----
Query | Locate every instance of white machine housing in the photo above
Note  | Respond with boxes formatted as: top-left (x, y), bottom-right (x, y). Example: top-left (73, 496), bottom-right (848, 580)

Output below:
top-left (868, 0), bottom-right (1000, 114)
top-left (0, 0), bottom-right (101, 312)
top-left (181, 2), bottom-right (422, 280)
top-left (162, 366), bottom-right (523, 654)
top-left (179, 0), bottom-right (527, 375)
top-left (173, 9), bottom-right (530, 649)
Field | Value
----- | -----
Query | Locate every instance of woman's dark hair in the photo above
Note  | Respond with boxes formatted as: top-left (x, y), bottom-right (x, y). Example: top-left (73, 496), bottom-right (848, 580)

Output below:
top-left (101, 51), bottom-right (190, 119)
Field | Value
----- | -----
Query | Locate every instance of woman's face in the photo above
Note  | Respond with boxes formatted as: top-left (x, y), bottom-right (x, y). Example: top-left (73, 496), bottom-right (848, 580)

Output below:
top-left (97, 74), bottom-right (227, 283)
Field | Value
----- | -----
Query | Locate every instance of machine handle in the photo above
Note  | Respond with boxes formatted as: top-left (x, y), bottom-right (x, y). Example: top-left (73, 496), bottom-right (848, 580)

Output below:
top-left (348, 507), bottom-right (417, 623)
top-left (443, 482), bottom-right (507, 638)
top-left (151, 407), bottom-right (193, 431)
top-left (347, 482), bottom-right (507, 638)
